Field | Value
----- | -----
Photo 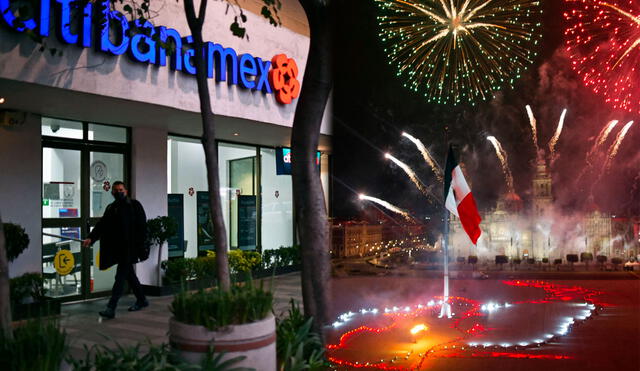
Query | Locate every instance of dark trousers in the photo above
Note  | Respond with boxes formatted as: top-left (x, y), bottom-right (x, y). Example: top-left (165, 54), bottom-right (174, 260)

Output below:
top-left (107, 262), bottom-right (146, 309)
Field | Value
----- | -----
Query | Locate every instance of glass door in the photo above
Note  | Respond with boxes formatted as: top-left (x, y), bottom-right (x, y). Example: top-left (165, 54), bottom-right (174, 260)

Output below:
top-left (42, 148), bottom-right (83, 298)
top-left (89, 151), bottom-right (125, 294)
top-left (42, 118), bottom-right (129, 301)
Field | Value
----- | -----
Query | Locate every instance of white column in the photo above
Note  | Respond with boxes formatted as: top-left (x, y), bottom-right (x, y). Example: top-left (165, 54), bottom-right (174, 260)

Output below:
top-left (131, 126), bottom-right (168, 285)
top-left (1, 114), bottom-right (42, 277)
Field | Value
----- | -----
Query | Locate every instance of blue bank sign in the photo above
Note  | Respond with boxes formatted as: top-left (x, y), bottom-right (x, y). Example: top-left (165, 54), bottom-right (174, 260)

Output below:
top-left (0, 0), bottom-right (300, 104)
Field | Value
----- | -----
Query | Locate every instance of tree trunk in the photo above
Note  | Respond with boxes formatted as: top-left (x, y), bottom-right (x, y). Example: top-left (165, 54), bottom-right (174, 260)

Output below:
top-left (183, 0), bottom-right (230, 291)
top-left (292, 0), bottom-right (333, 334)
top-left (0, 212), bottom-right (12, 339)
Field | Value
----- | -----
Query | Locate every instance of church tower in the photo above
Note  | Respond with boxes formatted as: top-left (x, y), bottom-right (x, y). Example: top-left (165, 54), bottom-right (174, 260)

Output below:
top-left (532, 156), bottom-right (553, 216)
top-left (531, 156), bottom-right (553, 258)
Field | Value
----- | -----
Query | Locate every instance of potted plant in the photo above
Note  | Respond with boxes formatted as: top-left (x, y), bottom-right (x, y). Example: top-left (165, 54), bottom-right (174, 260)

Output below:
top-left (542, 258), bottom-right (549, 271)
top-left (566, 254), bottom-right (579, 271)
top-left (10, 273), bottom-right (60, 321)
top-left (580, 252), bottom-right (594, 271)
top-left (5, 223), bottom-right (61, 321)
top-left (147, 216), bottom-right (178, 286)
top-left (596, 255), bottom-right (607, 271)
top-left (169, 278), bottom-right (275, 369)
top-left (4, 223), bottom-right (29, 262)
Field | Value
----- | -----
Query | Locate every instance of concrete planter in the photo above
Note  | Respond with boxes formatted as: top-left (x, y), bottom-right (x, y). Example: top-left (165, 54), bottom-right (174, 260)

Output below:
top-left (169, 314), bottom-right (276, 370)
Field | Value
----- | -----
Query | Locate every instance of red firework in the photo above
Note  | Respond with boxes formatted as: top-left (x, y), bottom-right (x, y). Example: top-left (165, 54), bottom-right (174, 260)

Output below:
top-left (564, 0), bottom-right (640, 113)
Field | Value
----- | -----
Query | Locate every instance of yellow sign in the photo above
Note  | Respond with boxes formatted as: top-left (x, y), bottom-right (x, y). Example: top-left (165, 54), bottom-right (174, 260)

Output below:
top-left (54, 250), bottom-right (75, 276)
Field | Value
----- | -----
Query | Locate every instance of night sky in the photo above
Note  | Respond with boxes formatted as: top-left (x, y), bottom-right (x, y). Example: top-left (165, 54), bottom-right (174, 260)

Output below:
top-left (331, 0), bottom-right (640, 221)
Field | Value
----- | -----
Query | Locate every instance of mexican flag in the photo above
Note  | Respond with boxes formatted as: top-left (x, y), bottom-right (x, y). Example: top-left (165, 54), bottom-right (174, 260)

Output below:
top-left (444, 145), bottom-right (482, 244)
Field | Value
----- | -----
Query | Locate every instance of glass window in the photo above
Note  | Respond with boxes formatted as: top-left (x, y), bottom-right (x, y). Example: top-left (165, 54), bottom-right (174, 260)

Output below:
top-left (90, 152), bottom-right (125, 217)
top-left (260, 148), bottom-right (293, 252)
top-left (167, 136), bottom-right (207, 258)
top-left (42, 228), bottom-right (82, 298)
top-left (42, 148), bottom-right (81, 218)
top-left (219, 143), bottom-right (257, 250)
top-left (88, 124), bottom-right (127, 143)
top-left (42, 117), bottom-right (83, 139)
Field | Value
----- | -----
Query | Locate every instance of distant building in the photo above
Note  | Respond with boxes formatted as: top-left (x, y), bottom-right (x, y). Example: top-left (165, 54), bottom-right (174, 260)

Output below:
top-left (331, 222), bottom-right (383, 258)
top-left (331, 219), bottom-right (426, 258)
top-left (449, 157), bottom-right (625, 260)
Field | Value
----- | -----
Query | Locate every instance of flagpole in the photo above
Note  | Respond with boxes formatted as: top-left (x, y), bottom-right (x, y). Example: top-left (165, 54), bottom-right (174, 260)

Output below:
top-left (439, 207), bottom-right (452, 318)
top-left (440, 143), bottom-right (452, 319)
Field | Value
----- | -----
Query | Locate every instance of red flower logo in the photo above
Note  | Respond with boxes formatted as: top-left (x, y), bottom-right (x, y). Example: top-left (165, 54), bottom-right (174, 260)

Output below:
top-left (269, 54), bottom-right (300, 104)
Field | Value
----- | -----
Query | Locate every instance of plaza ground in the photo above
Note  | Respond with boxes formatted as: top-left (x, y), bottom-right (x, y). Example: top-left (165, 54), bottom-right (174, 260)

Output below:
top-left (61, 271), bottom-right (639, 370)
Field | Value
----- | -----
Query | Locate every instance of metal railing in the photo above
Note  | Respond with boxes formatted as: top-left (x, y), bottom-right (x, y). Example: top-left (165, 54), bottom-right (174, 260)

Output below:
top-left (42, 232), bottom-right (84, 243)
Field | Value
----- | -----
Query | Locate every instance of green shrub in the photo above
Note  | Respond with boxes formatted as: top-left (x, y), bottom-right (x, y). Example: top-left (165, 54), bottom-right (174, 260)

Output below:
top-left (0, 320), bottom-right (67, 371)
top-left (262, 246), bottom-right (301, 270)
top-left (4, 222), bottom-right (30, 262)
top-left (276, 300), bottom-right (327, 371)
top-left (10, 272), bottom-right (46, 305)
top-left (161, 258), bottom-right (196, 285)
top-left (228, 250), bottom-right (262, 273)
top-left (68, 341), bottom-right (246, 370)
top-left (193, 256), bottom-right (217, 280)
top-left (170, 279), bottom-right (273, 331)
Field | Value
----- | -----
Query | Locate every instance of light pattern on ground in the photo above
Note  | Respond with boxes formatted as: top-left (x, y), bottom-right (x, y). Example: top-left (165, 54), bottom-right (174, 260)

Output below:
top-left (326, 280), bottom-right (605, 370)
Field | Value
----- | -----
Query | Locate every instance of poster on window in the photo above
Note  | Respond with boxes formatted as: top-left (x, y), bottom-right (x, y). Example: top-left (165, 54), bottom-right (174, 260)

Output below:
top-left (196, 191), bottom-right (214, 253)
top-left (237, 195), bottom-right (257, 250)
top-left (168, 194), bottom-right (185, 258)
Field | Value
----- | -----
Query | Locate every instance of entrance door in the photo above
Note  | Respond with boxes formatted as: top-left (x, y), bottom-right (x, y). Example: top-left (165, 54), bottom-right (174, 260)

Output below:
top-left (42, 118), bottom-right (129, 301)
top-left (229, 156), bottom-right (257, 250)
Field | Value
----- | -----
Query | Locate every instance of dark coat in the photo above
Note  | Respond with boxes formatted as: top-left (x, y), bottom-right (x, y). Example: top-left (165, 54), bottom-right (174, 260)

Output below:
top-left (89, 197), bottom-right (147, 270)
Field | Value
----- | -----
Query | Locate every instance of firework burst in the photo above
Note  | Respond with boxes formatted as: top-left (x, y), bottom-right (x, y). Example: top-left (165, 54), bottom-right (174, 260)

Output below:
top-left (549, 108), bottom-right (568, 158)
top-left (595, 120), bottom-right (619, 148)
top-left (564, 0), bottom-right (640, 113)
top-left (359, 194), bottom-right (413, 221)
top-left (525, 105), bottom-right (539, 151)
top-left (604, 120), bottom-right (635, 170)
top-left (401, 132), bottom-right (443, 181)
top-left (385, 153), bottom-right (430, 196)
top-left (376, 0), bottom-right (543, 105)
top-left (487, 136), bottom-right (515, 193)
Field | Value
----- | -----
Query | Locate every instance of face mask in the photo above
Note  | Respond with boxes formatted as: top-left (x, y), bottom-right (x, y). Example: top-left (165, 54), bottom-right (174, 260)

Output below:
top-left (113, 191), bottom-right (126, 201)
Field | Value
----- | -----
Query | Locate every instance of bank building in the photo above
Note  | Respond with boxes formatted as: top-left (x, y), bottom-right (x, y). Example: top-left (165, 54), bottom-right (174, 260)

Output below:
top-left (0, 0), bottom-right (331, 300)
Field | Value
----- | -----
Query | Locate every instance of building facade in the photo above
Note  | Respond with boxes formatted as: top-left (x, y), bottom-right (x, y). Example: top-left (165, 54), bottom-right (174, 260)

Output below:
top-left (449, 159), bottom-right (616, 260)
top-left (1, 0), bottom-right (331, 301)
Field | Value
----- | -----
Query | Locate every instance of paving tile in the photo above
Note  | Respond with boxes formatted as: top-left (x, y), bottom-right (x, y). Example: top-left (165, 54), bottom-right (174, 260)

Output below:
top-left (61, 272), bottom-right (303, 352)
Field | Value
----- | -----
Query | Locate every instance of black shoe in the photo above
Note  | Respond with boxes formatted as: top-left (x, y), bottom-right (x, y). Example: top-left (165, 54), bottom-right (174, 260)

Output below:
top-left (99, 307), bottom-right (115, 319)
top-left (128, 300), bottom-right (149, 312)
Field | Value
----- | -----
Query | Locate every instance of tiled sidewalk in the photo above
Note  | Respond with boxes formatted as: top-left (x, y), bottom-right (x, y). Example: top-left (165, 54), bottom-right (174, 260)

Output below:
top-left (60, 273), bottom-right (302, 359)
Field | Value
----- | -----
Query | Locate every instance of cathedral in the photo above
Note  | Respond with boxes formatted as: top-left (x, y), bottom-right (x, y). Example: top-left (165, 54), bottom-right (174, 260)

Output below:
top-left (448, 157), bottom-right (612, 260)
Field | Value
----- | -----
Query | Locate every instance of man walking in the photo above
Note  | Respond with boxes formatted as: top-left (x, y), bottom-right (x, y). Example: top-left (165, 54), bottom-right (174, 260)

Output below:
top-left (82, 181), bottom-right (149, 319)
